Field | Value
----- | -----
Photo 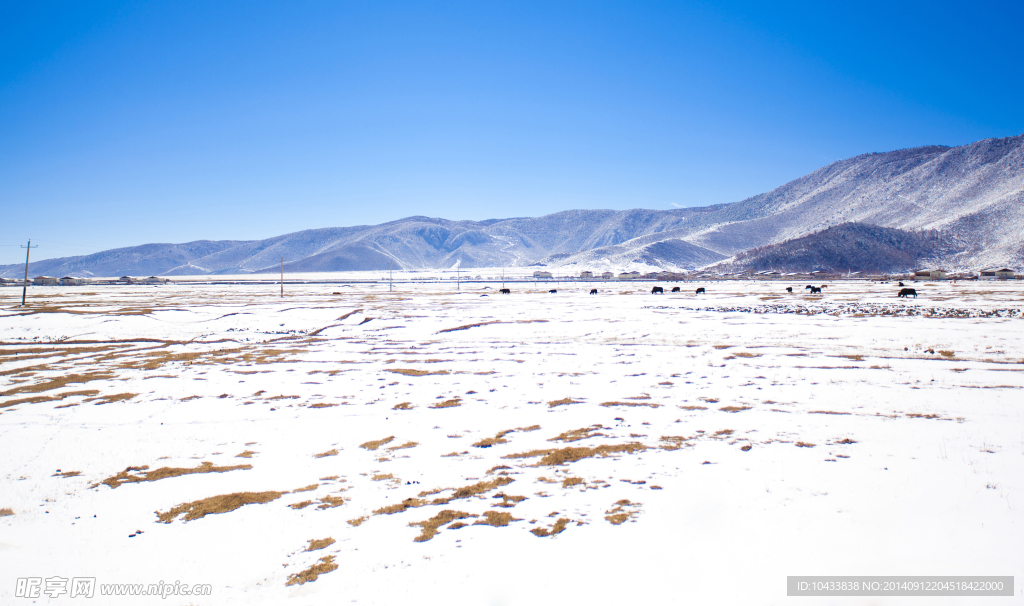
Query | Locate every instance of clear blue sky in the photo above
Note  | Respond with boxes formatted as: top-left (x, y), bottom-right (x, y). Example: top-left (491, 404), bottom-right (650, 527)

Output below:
top-left (2, 1), bottom-right (1022, 264)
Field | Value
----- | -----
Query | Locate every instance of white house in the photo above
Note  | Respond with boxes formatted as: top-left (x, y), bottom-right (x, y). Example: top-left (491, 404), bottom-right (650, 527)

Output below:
top-left (914, 269), bottom-right (947, 281)
top-left (32, 276), bottom-right (58, 285)
top-left (600, 271), bottom-right (614, 279)
top-left (579, 271), bottom-right (593, 279)
top-left (59, 276), bottom-right (89, 286)
top-left (532, 271), bottom-right (553, 279)
top-left (979, 268), bottom-right (1015, 280)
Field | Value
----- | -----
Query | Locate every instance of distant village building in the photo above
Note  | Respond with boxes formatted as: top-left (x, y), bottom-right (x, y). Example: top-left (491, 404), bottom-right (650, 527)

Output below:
top-left (59, 276), bottom-right (88, 285)
top-left (141, 276), bottom-right (169, 284)
top-left (579, 271), bottom-right (593, 279)
top-left (32, 276), bottom-right (58, 286)
top-left (601, 271), bottom-right (614, 280)
top-left (532, 271), bottom-right (553, 279)
top-left (0, 277), bottom-right (19, 286)
top-left (979, 268), bottom-right (1015, 280)
top-left (617, 271), bottom-right (640, 280)
top-left (913, 269), bottom-right (947, 281)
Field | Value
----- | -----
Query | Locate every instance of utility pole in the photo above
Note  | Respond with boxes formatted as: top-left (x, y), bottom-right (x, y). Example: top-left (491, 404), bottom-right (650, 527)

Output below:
top-left (389, 260), bottom-right (393, 292)
top-left (280, 258), bottom-right (283, 298)
top-left (457, 261), bottom-right (460, 291)
top-left (20, 240), bottom-right (37, 307)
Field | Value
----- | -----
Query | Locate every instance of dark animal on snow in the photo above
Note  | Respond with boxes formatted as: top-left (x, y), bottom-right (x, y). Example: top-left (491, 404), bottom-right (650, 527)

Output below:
top-left (898, 288), bottom-right (917, 298)
top-left (548, 289), bottom-right (557, 294)
top-left (898, 282), bottom-right (905, 287)
top-left (499, 288), bottom-right (511, 294)
top-left (820, 285), bottom-right (828, 289)
top-left (671, 287), bottom-right (680, 292)
top-left (785, 287), bottom-right (793, 293)
top-left (805, 285), bottom-right (814, 290)
top-left (809, 286), bottom-right (822, 294)
top-left (652, 286), bottom-right (664, 294)
top-left (696, 287), bottom-right (705, 294)
top-left (590, 289), bottom-right (598, 295)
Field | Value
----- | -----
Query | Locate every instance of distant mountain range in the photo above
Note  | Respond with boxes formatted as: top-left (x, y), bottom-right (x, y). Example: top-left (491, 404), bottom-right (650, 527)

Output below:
top-left (3, 134), bottom-right (1021, 278)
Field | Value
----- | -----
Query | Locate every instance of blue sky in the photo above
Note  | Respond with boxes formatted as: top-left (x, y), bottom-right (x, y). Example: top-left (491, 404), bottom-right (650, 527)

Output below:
top-left (2, 1), bottom-right (1022, 264)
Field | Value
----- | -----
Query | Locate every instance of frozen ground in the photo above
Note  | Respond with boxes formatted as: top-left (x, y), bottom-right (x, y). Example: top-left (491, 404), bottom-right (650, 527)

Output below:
top-left (1, 280), bottom-right (1022, 605)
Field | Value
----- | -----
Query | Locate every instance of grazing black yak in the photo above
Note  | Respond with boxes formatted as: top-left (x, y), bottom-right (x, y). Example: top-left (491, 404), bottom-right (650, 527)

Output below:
top-left (548, 289), bottom-right (557, 293)
top-left (696, 287), bottom-right (705, 294)
top-left (785, 287), bottom-right (793, 293)
top-left (805, 285), bottom-right (814, 290)
top-left (898, 288), bottom-right (917, 298)
top-left (652, 286), bottom-right (664, 294)
top-left (809, 286), bottom-right (822, 294)
top-left (499, 288), bottom-right (511, 294)
top-left (898, 282), bottom-right (905, 287)
top-left (671, 287), bottom-right (680, 292)
top-left (590, 288), bottom-right (598, 294)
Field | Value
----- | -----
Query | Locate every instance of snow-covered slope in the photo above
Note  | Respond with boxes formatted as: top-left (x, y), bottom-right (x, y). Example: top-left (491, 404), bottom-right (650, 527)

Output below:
top-left (3, 135), bottom-right (1020, 278)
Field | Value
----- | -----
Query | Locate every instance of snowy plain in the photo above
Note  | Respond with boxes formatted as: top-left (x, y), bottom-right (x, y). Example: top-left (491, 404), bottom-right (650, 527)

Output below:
top-left (1, 278), bottom-right (1022, 605)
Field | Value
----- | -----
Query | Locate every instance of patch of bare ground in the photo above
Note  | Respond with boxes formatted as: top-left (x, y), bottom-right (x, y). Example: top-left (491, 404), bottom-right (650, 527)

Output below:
top-left (429, 399), bottom-right (461, 409)
top-left (392, 402), bottom-right (413, 410)
top-left (308, 403), bottom-right (337, 409)
top-left (605, 499), bottom-right (641, 525)
top-left (531, 518), bottom-right (569, 537)
top-left (0, 508), bottom-right (13, 517)
top-left (314, 449), bottom-right (339, 458)
top-left (836, 438), bottom-right (857, 444)
top-left (294, 484), bottom-right (318, 493)
top-left (387, 441), bottom-right (418, 451)
top-left (347, 516), bottom-right (367, 526)
top-left (838, 354), bottom-right (865, 361)
top-left (289, 501), bottom-right (314, 510)
top-left (473, 429), bottom-right (515, 448)
top-left (0, 372), bottom-right (114, 398)
top-left (52, 471), bottom-right (81, 478)
top-left (550, 425), bottom-right (605, 443)
top-left (493, 493), bottom-right (527, 507)
top-left (561, 477), bottom-right (584, 488)
top-left (419, 477), bottom-right (516, 505)
top-left (474, 510), bottom-right (520, 527)
top-left (316, 495), bottom-right (346, 509)
top-left (84, 392), bottom-right (137, 405)
top-left (719, 405), bottom-right (752, 413)
top-left (795, 442), bottom-right (816, 448)
top-left (906, 413), bottom-right (943, 419)
top-left (360, 437), bottom-right (394, 450)
top-left (547, 397), bottom-right (582, 408)
top-left (698, 396), bottom-right (720, 403)
top-left (660, 436), bottom-right (697, 451)
top-left (732, 352), bottom-right (761, 358)
top-left (388, 368), bottom-right (450, 376)
top-left (98, 461), bottom-right (252, 489)
top-left (677, 405), bottom-right (708, 411)
top-left (156, 490), bottom-right (283, 523)
top-left (235, 450), bottom-right (256, 458)
top-left (305, 537), bottom-right (335, 551)
top-left (503, 443), bottom-right (646, 466)
top-left (810, 410), bottom-right (850, 416)
top-left (372, 473), bottom-right (395, 481)
top-left (437, 320), bottom-right (503, 334)
top-left (600, 401), bottom-right (661, 408)
top-left (286, 555), bottom-right (338, 586)
top-left (374, 498), bottom-right (428, 515)
top-left (410, 510), bottom-right (475, 542)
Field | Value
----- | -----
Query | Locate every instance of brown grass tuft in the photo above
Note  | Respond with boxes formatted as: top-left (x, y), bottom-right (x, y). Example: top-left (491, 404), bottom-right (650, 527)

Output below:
top-left (305, 537), bottom-right (335, 551)
top-left (429, 399), bottom-right (461, 409)
top-left (373, 498), bottom-right (427, 515)
top-left (719, 405), bottom-right (752, 413)
top-left (308, 403), bottom-right (338, 409)
top-left (388, 369), bottom-right (450, 376)
top-left (392, 402), bottom-right (414, 410)
top-left (99, 461), bottom-right (251, 489)
top-left (53, 471), bottom-right (81, 478)
top-left (285, 555), bottom-right (338, 586)
top-left (316, 495), bottom-right (346, 510)
top-left (0, 508), bottom-right (13, 517)
top-left (530, 518), bottom-right (569, 537)
top-left (314, 449), bottom-right (339, 458)
top-left (677, 405), bottom-right (708, 411)
top-left (549, 425), bottom-right (605, 443)
top-left (347, 516), bottom-right (367, 526)
top-left (795, 442), bottom-right (815, 448)
top-left (235, 450), bottom-right (256, 458)
top-left (473, 429), bottom-right (514, 448)
top-left (473, 510), bottom-right (520, 527)
top-left (504, 442), bottom-right (646, 466)
top-left (600, 401), bottom-right (661, 408)
top-left (359, 437), bottom-right (394, 451)
top-left (410, 510), bottom-right (475, 542)
top-left (387, 441), bottom-right (418, 451)
top-left (561, 477), bottom-right (584, 488)
top-left (836, 438), bottom-right (857, 444)
top-left (156, 490), bottom-right (283, 523)
top-left (547, 397), bottom-right (581, 408)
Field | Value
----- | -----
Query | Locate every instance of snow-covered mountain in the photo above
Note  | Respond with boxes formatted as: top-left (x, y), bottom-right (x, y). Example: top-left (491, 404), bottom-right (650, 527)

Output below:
top-left (3, 134), bottom-right (1021, 278)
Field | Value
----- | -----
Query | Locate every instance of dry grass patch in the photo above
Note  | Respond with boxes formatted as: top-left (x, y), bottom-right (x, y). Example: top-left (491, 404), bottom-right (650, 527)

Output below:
top-left (387, 441), bottom-right (418, 452)
top-left (429, 399), bottom-right (461, 409)
top-left (392, 402), bottom-right (413, 410)
top-left (504, 443), bottom-right (646, 466)
top-left (388, 369), bottom-right (450, 376)
top-left (289, 501), bottom-right (314, 510)
top-left (316, 495), bottom-right (346, 509)
top-left (0, 372), bottom-right (114, 398)
top-left (809, 410), bottom-right (850, 416)
top-left (678, 405), bottom-right (708, 411)
top-left (314, 449), bottom-right (339, 458)
top-left (473, 429), bottom-right (514, 448)
top-left (347, 516), bottom-right (367, 527)
top-left (235, 450), bottom-right (256, 458)
top-left (308, 403), bottom-right (338, 409)
top-left (839, 354), bottom-right (865, 361)
top-left (156, 490), bottom-right (283, 523)
top-left (85, 392), bottom-right (138, 405)
top-left (719, 405), bottom-right (752, 413)
top-left (305, 537), bottom-right (335, 551)
top-left (0, 508), bottom-right (13, 517)
top-left (605, 499), bottom-right (641, 525)
top-left (660, 436), bottom-right (697, 451)
top-left (550, 425), bottom-right (605, 443)
top-left (372, 473), bottom-right (395, 481)
top-left (600, 401), bottom-right (661, 408)
top-left (474, 511), bottom-right (520, 527)
top-left (437, 320), bottom-right (503, 334)
top-left (286, 555), bottom-right (338, 586)
top-left (795, 442), bottom-right (816, 448)
top-left (836, 438), bottom-right (857, 444)
top-left (732, 352), bottom-right (761, 358)
top-left (98, 461), bottom-right (252, 489)
top-left (360, 437), bottom-right (394, 451)
top-left (530, 518), bottom-right (569, 537)
top-left (547, 397), bottom-right (582, 408)
top-left (561, 477), bottom-right (584, 488)
top-left (698, 396), bottom-right (720, 403)
top-left (53, 471), bottom-right (81, 478)
top-left (410, 510), bottom-right (475, 542)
